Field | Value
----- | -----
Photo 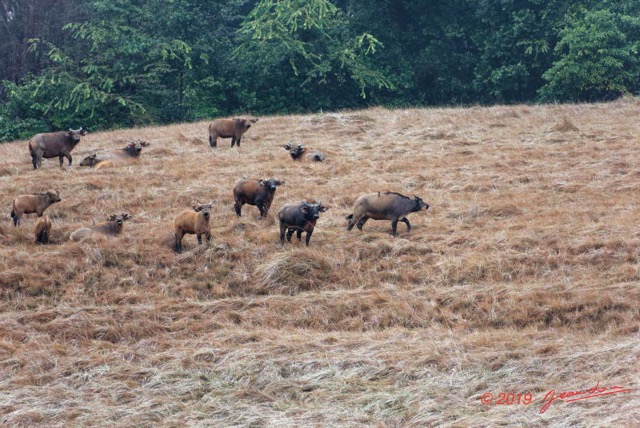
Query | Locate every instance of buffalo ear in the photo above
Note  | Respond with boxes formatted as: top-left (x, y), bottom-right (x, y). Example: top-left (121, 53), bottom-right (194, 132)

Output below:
top-left (259, 179), bottom-right (266, 185)
top-left (122, 213), bottom-right (132, 220)
top-left (277, 180), bottom-right (284, 186)
top-left (193, 205), bottom-right (202, 212)
top-left (90, 154), bottom-right (97, 159)
top-left (300, 206), bottom-right (309, 214)
top-left (319, 205), bottom-right (328, 212)
top-left (107, 214), bottom-right (117, 221)
top-left (80, 128), bottom-right (88, 136)
top-left (250, 118), bottom-right (259, 123)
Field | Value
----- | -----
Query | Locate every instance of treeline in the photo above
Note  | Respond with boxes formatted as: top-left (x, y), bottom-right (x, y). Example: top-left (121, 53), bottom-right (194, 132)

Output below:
top-left (2, 0), bottom-right (640, 141)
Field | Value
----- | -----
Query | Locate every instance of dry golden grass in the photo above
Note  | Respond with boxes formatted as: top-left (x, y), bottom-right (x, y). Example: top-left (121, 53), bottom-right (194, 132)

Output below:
top-left (0, 102), bottom-right (639, 426)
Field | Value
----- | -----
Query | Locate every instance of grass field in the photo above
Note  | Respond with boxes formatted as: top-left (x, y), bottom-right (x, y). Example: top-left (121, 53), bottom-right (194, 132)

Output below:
top-left (0, 101), bottom-right (638, 427)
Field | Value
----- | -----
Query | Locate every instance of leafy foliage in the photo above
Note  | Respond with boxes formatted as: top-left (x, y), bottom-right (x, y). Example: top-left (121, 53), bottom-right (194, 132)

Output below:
top-left (540, 9), bottom-right (640, 101)
top-left (2, 0), bottom-right (640, 141)
top-left (236, 0), bottom-right (393, 112)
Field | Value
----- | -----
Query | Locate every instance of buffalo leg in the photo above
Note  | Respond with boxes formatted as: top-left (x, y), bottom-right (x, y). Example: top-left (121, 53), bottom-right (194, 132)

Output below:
top-left (31, 155), bottom-right (38, 169)
top-left (66, 153), bottom-right (72, 166)
top-left (206, 232), bottom-right (211, 244)
top-left (401, 217), bottom-right (411, 231)
top-left (391, 218), bottom-right (399, 236)
top-left (357, 216), bottom-right (369, 231)
top-left (231, 137), bottom-right (236, 147)
top-left (305, 229), bottom-right (314, 246)
top-left (209, 135), bottom-right (217, 147)
top-left (59, 155), bottom-right (65, 167)
top-left (347, 214), bottom-right (359, 231)
top-left (256, 199), bottom-right (266, 217)
top-left (234, 201), bottom-right (242, 217)
top-left (279, 223), bottom-right (287, 245)
top-left (286, 228), bottom-right (295, 242)
top-left (236, 136), bottom-right (241, 148)
top-left (296, 230), bottom-right (302, 241)
top-left (175, 234), bottom-right (183, 252)
top-left (197, 234), bottom-right (203, 245)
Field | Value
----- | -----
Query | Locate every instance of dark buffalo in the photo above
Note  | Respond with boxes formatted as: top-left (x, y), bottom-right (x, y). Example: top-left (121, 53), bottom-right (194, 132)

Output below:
top-left (283, 142), bottom-right (325, 162)
top-left (28, 128), bottom-right (88, 169)
top-left (278, 201), bottom-right (328, 246)
top-left (346, 192), bottom-right (429, 236)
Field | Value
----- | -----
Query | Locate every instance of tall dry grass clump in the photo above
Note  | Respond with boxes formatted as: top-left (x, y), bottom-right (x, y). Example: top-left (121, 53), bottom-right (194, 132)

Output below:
top-left (0, 102), bottom-right (639, 426)
top-left (254, 249), bottom-right (333, 295)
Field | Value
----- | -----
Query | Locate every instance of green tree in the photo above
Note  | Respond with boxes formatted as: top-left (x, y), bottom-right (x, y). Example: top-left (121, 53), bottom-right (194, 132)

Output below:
top-left (540, 8), bottom-right (640, 101)
top-left (25, 0), bottom-right (193, 129)
top-left (236, 0), bottom-right (392, 112)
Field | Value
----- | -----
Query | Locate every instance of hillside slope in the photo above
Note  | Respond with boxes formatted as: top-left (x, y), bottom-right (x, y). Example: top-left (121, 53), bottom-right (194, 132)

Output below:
top-left (0, 103), bottom-right (638, 426)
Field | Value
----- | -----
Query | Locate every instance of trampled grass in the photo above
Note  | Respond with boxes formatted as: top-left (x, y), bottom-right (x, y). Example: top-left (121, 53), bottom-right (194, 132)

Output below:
top-left (0, 101), bottom-right (639, 426)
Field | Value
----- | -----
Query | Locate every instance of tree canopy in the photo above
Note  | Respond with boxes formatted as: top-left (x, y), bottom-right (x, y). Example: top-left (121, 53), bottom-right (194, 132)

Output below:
top-left (1, 0), bottom-right (640, 141)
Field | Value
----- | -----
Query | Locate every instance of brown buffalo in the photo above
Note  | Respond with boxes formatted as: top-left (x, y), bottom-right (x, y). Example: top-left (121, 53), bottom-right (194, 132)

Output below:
top-left (79, 139), bottom-right (148, 167)
top-left (11, 191), bottom-right (61, 226)
top-left (34, 216), bottom-right (52, 244)
top-left (208, 118), bottom-right (258, 148)
top-left (233, 178), bottom-right (284, 218)
top-left (28, 128), bottom-right (88, 169)
top-left (174, 203), bottom-right (213, 252)
top-left (69, 213), bottom-right (132, 242)
top-left (346, 192), bottom-right (429, 236)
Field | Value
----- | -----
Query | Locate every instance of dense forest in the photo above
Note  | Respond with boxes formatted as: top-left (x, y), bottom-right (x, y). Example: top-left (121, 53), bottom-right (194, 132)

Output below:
top-left (1, 0), bottom-right (640, 141)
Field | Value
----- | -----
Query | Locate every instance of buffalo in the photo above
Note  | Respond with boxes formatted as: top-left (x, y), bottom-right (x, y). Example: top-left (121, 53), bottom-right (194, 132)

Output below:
top-left (28, 128), bottom-right (88, 169)
top-left (208, 118), bottom-right (258, 148)
top-left (10, 191), bottom-right (61, 226)
top-left (233, 178), bottom-right (284, 218)
top-left (346, 192), bottom-right (429, 236)
top-left (278, 201), bottom-right (328, 246)
top-left (283, 142), bottom-right (325, 162)
top-left (70, 213), bottom-right (132, 242)
top-left (174, 203), bottom-right (213, 252)
top-left (79, 139), bottom-right (148, 168)
top-left (34, 216), bottom-right (52, 244)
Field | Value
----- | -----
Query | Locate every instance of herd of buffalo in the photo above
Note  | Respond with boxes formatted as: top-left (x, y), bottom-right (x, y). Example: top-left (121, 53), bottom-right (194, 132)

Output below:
top-left (9, 118), bottom-right (430, 251)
